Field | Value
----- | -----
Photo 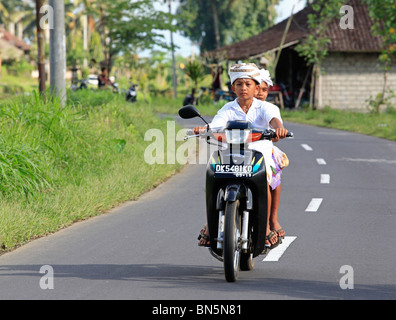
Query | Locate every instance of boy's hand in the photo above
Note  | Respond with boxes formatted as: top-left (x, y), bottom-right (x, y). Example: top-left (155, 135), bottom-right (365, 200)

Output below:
top-left (193, 126), bottom-right (207, 134)
top-left (272, 128), bottom-right (288, 142)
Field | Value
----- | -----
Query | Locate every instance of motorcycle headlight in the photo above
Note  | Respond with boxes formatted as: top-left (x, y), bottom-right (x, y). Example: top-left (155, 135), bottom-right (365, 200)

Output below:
top-left (225, 129), bottom-right (250, 144)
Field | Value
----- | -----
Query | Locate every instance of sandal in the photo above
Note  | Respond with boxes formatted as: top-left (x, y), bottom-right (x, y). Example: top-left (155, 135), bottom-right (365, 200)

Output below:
top-left (197, 226), bottom-right (210, 247)
top-left (265, 230), bottom-right (281, 250)
top-left (271, 228), bottom-right (285, 240)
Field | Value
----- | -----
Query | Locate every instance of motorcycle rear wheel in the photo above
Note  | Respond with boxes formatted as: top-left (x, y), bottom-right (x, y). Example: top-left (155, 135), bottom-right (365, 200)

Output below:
top-left (223, 200), bottom-right (241, 282)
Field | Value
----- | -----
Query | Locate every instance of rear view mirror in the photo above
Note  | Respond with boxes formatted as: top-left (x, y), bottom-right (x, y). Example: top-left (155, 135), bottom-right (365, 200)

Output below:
top-left (178, 105), bottom-right (201, 119)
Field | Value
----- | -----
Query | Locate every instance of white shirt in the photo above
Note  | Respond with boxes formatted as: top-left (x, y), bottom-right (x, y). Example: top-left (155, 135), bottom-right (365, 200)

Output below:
top-left (209, 98), bottom-right (282, 184)
top-left (209, 98), bottom-right (282, 130)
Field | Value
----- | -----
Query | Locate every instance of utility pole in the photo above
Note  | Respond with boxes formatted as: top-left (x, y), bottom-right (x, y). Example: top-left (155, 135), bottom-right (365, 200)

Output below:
top-left (35, 0), bottom-right (46, 93)
top-left (168, 0), bottom-right (177, 99)
top-left (83, 14), bottom-right (88, 68)
top-left (49, 0), bottom-right (67, 105)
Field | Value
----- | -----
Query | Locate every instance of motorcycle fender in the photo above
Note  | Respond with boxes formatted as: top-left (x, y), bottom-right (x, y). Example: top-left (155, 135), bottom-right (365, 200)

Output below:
top-left (224, 184), bottom-right (243, 202)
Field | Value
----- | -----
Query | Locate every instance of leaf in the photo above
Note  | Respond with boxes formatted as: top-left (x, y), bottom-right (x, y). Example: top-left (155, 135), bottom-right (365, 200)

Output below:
top-left (113, 139), bottom-right (126, 153)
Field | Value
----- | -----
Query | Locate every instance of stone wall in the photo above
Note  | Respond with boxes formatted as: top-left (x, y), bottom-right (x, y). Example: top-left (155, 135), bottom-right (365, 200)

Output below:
top-left (317, 52), bottom-right (396, 111)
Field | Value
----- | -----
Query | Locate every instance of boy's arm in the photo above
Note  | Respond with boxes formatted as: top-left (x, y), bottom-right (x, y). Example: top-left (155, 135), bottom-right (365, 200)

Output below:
top-left (270, 117), bottom-right (288, 142)
top-left (193, 107), bottom-right (229, 134)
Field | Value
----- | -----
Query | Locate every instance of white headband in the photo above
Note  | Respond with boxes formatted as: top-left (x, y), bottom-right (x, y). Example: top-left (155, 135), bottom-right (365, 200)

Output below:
top-left (259, 69), bottom-right (273, 87)
top-left (228, 63), bottom-right (261, 84)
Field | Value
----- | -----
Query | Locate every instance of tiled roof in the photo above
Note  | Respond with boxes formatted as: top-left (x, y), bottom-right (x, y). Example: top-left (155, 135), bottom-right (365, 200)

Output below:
top-left (0, 27), bottom-right (31, 52)
top-left (326, 0), bottom-right (382, 52)
top-left (207, 0), bottom-right (382, 60)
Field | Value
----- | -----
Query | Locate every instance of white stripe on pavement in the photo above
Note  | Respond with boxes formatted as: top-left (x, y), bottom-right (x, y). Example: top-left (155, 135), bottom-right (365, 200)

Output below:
top-left (316, 158), bottom-right (327, 165)
top-left (301, 144), bottom-right (313, 151)
top-left (305, 198), bottom-right (323, 212)
top-left (320, 174), bottom-right (330, 184)
top-left (338, 158), bottom-right (396, 164)
top-left (263, 236), bottom-right (297, 262)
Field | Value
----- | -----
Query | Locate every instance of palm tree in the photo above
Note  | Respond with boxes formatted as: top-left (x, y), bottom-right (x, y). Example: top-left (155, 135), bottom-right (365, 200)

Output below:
top-left (0, 1), bottom-right (36, 39)
top-left (184, 59), bottom-right (206, 92)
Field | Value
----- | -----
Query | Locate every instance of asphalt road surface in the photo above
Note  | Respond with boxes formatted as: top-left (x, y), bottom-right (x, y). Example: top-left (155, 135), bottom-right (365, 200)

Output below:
top-left (1, 118), bottom-right (395, 300)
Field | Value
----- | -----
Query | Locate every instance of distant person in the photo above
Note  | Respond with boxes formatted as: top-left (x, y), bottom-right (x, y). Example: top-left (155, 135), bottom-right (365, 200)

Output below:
top-left (183, 88), bottom-right (196, 106)
top-left (210, 65), bottom-right (223, 92)
top-left (98, 67), bottom-right (112, 89)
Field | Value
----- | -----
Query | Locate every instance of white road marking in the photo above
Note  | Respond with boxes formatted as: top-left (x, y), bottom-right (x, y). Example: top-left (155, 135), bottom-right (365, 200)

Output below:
top-left (320, 174), bottom-right (330, 184)
top-left (262, 236), bottom-right (297, 262)
top-left (337, 158), bottom-right (396, 164)
top-left (317, 131), bottom-right (349, 136)
top-left (301, 144), bottom-right (313, 151)
top-left (316, 158), bottom-right (327, 165)
top-left (305, 198), bottom-right (323, 212)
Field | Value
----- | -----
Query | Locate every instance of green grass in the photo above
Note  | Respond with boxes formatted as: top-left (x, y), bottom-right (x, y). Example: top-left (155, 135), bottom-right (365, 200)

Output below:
top-left (281, 106), bottom-right (396, 141)
top-left (0, 71), bottom-right (38, 98)
top-left (161, 96), bottom-right (396, 142)
top-left (153, 94), bottom-right (396, 141)
top-left (150, 95), bottom-right (227, 117)
top-left (0, 89), bottom-right (183, 253)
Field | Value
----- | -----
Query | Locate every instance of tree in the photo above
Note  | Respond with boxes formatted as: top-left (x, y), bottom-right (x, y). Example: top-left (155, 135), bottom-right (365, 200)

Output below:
top-left (364, 0), bottom-right (396, 113)
top-left (0, 0), bottom-right (36, 42)
top-left (84, 0), bottom-right (175, 72)
top-left (35, 0), bottom-right (46, 93)
top-left (295, 0), bottom-right (344, 109)
top-left (184, 59), bottom-right (206, 92)
top-left (176, 0), bottom-right (278, 53)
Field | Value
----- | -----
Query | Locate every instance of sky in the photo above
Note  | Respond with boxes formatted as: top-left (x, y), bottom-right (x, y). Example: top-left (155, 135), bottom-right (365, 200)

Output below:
top-left (151, 0), bottom-right (307, 58)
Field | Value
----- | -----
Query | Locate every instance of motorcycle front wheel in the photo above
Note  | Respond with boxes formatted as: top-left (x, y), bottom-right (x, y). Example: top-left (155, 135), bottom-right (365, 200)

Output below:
top-left (223, 200), bottom-right (241, 282)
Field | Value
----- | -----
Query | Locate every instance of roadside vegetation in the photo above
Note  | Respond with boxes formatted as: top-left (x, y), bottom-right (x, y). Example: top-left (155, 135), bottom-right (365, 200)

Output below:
top-left (0, 90), bottom-right (183, 253)
top-left (281, 106), bottom-right (396, 142)
top-left (0, 86), bottom-right (394, 254)
top-left (154, 99), bottom-right (396, 142)
top-left (1, 0), bottom-right (394, 257)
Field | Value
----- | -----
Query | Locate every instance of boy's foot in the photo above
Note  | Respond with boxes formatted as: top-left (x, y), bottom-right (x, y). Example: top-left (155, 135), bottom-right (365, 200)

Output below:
top-left (197, 225), bottom-right (210, 247)
top-left (265, 230), bottom-right (281, 249)
top-left (271, 227), bottom-right (285, 239)
top-left (270, 221), bottom-right (285, 239)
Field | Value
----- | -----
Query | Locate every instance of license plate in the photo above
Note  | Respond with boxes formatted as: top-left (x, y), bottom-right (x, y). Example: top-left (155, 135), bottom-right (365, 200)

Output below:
top-left (215, 164), bottom-right (252, 176)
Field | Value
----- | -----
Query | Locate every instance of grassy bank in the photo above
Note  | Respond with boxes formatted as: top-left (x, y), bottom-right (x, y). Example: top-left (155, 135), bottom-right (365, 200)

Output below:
top-left (0, 71), bottom-right (38, 99)
top-left (0, 90), bottom-right (182, 253)
top-left (1, 90), bottom-right (393, 253)
top-left (154, 97), bottom-right (396, 142)
top-left (281, 107), bottom-right (396, 141)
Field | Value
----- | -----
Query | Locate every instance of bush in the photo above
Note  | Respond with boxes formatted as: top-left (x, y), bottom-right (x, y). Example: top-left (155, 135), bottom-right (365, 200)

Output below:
top-left (5, 58), bottom-right (34, 77)
top-left (0, 137), bottom-right (49, 197)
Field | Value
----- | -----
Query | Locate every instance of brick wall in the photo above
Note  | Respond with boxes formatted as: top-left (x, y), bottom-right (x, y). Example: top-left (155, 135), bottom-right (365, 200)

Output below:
top-left (317, 52), bottom-right (396, 111)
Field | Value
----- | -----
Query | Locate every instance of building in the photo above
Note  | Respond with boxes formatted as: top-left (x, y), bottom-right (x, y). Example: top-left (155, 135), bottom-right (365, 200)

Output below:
top-left (0, 27), bottom-right (30, 62)
top-left (207, 0), bottom-right (396, 111)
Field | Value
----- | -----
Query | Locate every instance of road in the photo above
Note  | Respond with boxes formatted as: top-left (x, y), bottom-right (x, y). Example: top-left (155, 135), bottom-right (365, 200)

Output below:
top-left (0, 118), bottom-right (396, 300)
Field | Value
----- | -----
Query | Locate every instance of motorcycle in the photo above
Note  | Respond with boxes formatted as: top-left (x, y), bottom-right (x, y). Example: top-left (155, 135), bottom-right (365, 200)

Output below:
top-left (111, 82), bottom-right (120, 94)
top-left (179, 105), bottom-right (293, 282)
top-left (71, 79), bottom-right (88, 91)
top-left (125, 83), bottom-right (138, 102)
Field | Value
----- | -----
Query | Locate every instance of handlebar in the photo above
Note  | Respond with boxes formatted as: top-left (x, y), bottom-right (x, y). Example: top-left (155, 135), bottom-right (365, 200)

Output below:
top-left (264, 130), bottom-right (294, 139)
top-left (184, 128), bottom-right (293, 141)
